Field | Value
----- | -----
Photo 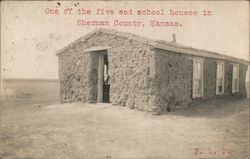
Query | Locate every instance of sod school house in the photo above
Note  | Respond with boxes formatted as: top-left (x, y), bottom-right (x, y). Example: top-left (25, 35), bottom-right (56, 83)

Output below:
top-left (56, 28), bottom-right (249, 113)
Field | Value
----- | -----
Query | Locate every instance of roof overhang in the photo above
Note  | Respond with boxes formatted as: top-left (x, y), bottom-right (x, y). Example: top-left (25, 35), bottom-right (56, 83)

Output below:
top-left (82, 46), bottom-right (111, 53)
top-left (154, 44), bottom-right (249, 66)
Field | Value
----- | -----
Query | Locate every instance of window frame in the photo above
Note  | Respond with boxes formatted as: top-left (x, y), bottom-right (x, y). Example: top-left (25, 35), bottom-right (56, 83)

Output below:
top-left (216, 61), bottom-right (225, 95)
top-left (192, 58), bottom-right (204, 98)
top-left (232, 63), bottom-right (239, 93)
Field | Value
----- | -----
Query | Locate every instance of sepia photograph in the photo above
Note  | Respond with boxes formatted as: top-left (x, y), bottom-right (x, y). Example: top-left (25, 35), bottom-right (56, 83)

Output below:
top-left (0, 1), bottom-right (249, 159)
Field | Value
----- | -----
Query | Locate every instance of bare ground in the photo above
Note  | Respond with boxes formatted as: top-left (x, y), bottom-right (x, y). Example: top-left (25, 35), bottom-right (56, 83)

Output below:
top-left (0, 97), bottom-right (249, 159)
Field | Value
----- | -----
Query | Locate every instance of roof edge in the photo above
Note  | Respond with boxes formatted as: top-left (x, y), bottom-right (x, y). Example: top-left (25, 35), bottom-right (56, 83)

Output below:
top-left (154, 45), bottom-right (249, 66)
top-left (55, 28), bottom-right (102, 56)
top-left (55, 28), bottom-right (249, 66)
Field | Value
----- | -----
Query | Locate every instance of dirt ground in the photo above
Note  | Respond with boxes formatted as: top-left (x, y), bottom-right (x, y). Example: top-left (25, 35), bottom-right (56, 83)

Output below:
top-left (0, 97), bottom-right (249, 159)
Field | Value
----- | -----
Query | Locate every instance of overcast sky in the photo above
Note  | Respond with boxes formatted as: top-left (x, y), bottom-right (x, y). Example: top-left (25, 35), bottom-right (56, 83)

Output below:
top-left (1, 1), bottom-right (249, 79)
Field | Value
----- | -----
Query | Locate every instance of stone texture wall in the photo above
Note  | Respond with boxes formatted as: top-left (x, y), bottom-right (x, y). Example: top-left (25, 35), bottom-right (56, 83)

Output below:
top-left (153, 48), bottom-right (248, 112)
top-left (58, 50), bottom-right (99, 103)
top-left (203, 59), bottom-right (216, 99)
top-left (239, 64), bottom-right (248, 97)
top-left (223, 62), bottom-right (247, 97)
top-left (224, 61), bottom-right (233, 96)
top-left (202, 60), bottom-right (247, 98)
top-left (57, 31), bottom-right (156, 111)
top-left (152, 49), bottom-right (193, 112)
top-left (108, 42), bottom-right (156, 112)
top-left (57, 30), bottom-right (248, 113)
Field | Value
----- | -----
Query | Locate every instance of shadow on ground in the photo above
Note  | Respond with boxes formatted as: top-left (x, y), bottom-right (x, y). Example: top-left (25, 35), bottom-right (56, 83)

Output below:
top-left (167, 96), bottom-right (249, 119)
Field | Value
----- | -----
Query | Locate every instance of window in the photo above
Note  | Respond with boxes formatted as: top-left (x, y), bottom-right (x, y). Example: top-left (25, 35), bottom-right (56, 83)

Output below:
top-left (232, 64), bottom-right (239, 93)
top-left (193, 58), bottom-right (203, 98)
top-left (216, 62), bottom-right (224, 95)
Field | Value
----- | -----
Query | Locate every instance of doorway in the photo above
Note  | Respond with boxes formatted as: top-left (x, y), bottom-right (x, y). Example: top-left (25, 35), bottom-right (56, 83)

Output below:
top-left (97, 51), bottom-right (110, 103)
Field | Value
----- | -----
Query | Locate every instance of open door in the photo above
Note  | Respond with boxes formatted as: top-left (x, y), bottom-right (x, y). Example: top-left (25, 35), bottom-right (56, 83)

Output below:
top-left (97, 51), bottom-right (110, 103)
top-left (103, 54), bottom-right (110, 103)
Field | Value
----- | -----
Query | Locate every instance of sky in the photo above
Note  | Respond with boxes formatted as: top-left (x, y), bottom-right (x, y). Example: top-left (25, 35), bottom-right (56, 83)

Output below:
top-left (1, 1), bottom-right (249, 80)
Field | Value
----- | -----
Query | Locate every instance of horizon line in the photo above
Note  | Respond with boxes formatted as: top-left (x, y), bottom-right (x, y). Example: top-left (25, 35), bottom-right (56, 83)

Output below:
top-left (2, 78), bottom-right (59, 82)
